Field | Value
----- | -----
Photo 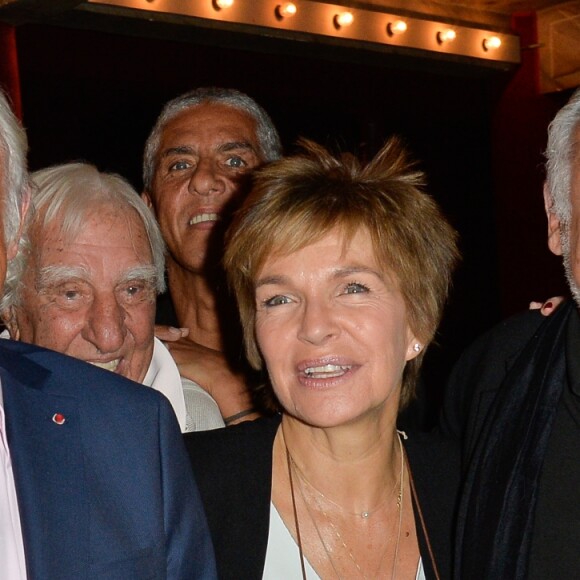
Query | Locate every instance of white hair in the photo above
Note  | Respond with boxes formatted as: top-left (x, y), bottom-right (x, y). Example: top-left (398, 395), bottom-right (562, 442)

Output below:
top-left (545, 88), bottom-right (580, 309)
top-left (143, 87), bottom-right (282, 191)
top-left (2, 163), bottom-right (166, 312)
top-left (0, 89), bottom-right (28, 246)
top-left (545, 87), bottom-right (580, 221)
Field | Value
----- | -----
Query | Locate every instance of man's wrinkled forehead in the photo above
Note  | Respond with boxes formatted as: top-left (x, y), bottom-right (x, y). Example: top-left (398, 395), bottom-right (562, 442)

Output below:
top-left (160, 103), bottom-right (260, 151)
top-left (34, 202), bottom-right (148, 247)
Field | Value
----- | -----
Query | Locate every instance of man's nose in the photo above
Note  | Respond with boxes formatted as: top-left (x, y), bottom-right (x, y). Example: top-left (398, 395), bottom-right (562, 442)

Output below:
top-left (83, 294), bottom-right (126, 354)
top-left (188, 158), bottom-right (226, 197)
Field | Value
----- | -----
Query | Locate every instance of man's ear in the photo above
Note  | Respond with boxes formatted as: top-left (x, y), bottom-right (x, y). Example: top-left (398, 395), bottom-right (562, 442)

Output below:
top-left (7, 185), bottom-right (31, 260)
top-left (141, 191), bottom-right (155, 212)
top-left (544, 183), bottom-right (564, 257)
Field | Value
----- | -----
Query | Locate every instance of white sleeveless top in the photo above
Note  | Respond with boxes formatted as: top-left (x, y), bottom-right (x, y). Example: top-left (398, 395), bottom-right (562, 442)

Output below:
top-left (263, 503), bottom-right (425, 579)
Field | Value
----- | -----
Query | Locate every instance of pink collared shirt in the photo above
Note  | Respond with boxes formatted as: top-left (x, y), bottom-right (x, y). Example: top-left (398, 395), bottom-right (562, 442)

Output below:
top-left (0, 384), bottom-right (28, 579)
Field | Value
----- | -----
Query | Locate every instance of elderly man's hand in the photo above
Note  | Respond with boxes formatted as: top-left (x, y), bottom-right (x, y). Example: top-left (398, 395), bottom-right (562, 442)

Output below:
top-left (155, 325), bottom-right (259, 425)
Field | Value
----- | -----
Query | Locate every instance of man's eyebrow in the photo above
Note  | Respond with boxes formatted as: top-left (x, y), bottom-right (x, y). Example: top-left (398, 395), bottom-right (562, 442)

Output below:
top-left (118, 266), bottom-right (158, 285)
top-left (218, 141), bottom-right (258, 155)
top-left (37, 265), bottom-right (89, 287)
top-left (161, 146), bottom-right (194, 158)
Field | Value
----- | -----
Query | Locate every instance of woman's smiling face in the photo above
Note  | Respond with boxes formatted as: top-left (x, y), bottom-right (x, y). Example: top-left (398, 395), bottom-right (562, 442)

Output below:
top-left (254, 226), bottom-right (420, 428)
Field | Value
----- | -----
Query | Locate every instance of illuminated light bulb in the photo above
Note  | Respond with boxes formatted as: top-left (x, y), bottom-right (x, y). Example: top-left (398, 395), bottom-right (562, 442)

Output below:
top-left (334, 11), bottom-right (354, 29)
top-left (276, 2), bottom-right (297, 18)
top-left (213, 0), bottom-right (234, 10)
top-left (387, 20), bottom-right (407, 36)
top-left (483, 36), bottom-right (502, 51)
top-left (437, 28), bottom-right (456, 44)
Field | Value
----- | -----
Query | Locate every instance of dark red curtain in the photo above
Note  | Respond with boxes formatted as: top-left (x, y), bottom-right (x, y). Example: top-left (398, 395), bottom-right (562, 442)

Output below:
top-left (0, 23), bottom-right (22, 119)
top-left (491, 12), bottom-right (569, 314)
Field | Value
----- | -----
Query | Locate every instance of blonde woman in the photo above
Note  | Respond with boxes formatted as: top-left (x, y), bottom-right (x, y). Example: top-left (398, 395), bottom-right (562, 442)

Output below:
top-left (187, 138), bottom-right (460, 579)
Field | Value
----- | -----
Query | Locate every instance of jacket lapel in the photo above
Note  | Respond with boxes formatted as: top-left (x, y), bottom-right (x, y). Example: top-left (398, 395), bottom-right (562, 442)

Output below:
top-left (1, 359), bottom-right (89, 579)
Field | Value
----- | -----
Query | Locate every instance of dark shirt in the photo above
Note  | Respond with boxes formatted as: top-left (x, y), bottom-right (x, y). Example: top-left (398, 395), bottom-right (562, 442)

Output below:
top-left (528, 310), bottom-right (580, 578)
top-left (444, 305), bottom-right (580, 578)
top-left (156, 291), bottom-right (179, 327)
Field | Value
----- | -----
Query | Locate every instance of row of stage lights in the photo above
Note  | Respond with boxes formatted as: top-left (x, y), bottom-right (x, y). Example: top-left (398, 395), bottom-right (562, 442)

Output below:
top-left (212, 0), bottom-right (504, 52)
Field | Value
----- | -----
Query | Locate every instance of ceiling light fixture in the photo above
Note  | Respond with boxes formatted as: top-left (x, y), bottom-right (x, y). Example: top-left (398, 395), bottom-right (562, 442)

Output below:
top-left (437, 28), bottom-right (456, 44)
top-left (213, 0), bottom-right (234, 10)
top-left (334, 11), bottom-right (354, 29)
top-left (387, 20), bottom-right (407, 37)
top-left (276, 2), bottom-right (297, 19)
top-left (483, 35), bottom-right (502, 51)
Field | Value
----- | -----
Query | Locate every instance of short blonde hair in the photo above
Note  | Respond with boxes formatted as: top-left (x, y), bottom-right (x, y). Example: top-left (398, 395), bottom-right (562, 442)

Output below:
top-left (224, 138), bottom-right (459, 409)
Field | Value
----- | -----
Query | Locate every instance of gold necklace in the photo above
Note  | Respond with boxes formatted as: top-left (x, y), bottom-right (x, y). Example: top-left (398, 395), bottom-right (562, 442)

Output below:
top-left (291, 451), bottom-right (400, 520)
top-left (285, 432), bottom-right (405, 579)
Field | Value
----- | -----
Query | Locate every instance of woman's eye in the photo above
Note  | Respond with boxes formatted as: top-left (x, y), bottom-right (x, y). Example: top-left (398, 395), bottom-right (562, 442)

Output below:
top-left (224, 156), bottom-right (246, 168)
top-left (344, 282), bottom-right (370, 294)
top-left (264, 295), bottom-right (291, 307)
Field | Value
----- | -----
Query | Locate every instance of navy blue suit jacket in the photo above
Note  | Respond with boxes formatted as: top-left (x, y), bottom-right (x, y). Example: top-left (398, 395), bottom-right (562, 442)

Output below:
top-left (0, 339), bottom-right (217, 579)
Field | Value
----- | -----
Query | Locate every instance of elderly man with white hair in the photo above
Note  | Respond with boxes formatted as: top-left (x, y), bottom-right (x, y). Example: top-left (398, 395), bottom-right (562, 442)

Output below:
top-left (0, 89), bottom-right (216, 579)
top-left (1, 162), bottom-right (223, 433)
top-left (444, 88), bottom-right (580, 579)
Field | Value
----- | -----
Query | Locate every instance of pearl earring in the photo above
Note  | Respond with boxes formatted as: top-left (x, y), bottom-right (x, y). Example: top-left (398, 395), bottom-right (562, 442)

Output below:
top-left (413, 343), bottom-right (422, 352)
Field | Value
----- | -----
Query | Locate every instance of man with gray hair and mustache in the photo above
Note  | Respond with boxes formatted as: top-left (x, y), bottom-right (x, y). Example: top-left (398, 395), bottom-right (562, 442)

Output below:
top-left (1, 162), bottom-right (224, 433)
top-left (0, 89), bottom-right (216, 579)
top-left (142, 87), bottom-right (282, 425)
top-left (444, 88), bottom-right (580, 579)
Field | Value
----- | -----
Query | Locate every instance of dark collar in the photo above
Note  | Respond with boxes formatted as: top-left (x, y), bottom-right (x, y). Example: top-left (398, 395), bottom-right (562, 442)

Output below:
top-left (456, 300), bottom-right (571, 579)
top-left (565, 306), bottom-right (580, 397)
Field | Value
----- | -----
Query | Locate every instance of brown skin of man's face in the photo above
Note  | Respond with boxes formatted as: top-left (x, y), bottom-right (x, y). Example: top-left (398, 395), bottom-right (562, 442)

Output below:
top-left (142, 103), bottom-right (262, 275)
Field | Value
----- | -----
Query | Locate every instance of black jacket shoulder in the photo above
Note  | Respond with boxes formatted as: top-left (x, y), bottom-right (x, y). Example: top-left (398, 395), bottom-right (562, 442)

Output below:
top-left (186, 416), bottom-right (280, 580)
top-left (439, 308), bottom-right (547, 459)
top-left (405, 431), bottom-right (460, 579)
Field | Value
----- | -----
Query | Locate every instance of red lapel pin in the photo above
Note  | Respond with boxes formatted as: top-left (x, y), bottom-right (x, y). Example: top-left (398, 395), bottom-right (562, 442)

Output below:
top-left (52, 413), bottom-right (66, 425)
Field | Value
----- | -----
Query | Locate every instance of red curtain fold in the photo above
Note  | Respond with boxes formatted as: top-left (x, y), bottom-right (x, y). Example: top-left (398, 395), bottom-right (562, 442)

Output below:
top-left (491, 12), bottom-right (570, 315)
top-left (0, 22), bottom-right (22, 119)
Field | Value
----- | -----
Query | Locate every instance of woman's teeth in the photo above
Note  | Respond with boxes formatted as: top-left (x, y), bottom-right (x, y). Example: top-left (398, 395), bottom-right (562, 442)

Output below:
top-left (304, 364), bottom-right (350, 379)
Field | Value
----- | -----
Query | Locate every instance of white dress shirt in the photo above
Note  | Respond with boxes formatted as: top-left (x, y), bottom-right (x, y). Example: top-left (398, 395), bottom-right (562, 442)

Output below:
top-left (143, 338), bottom-right (224, 433)
top-left (0, 383), bottom-right (28, 580)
